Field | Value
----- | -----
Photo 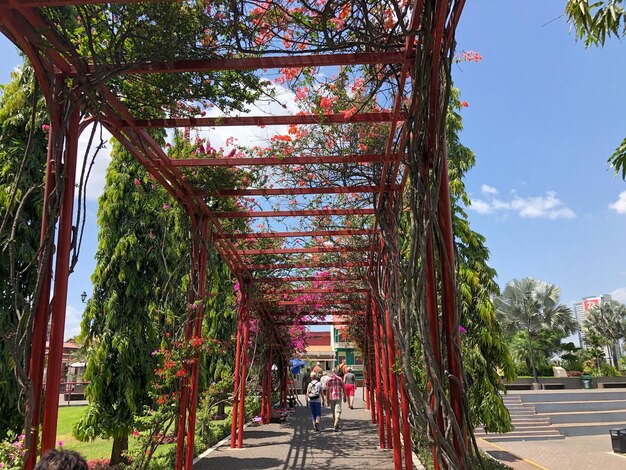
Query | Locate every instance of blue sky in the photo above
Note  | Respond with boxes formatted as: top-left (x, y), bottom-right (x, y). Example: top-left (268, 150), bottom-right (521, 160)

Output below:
top-left (1, 1), bottom-right (625, 339)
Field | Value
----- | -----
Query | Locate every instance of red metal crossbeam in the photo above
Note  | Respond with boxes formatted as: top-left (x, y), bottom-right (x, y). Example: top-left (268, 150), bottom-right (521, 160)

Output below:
top-left (249, 261), bottom-right (369, 270)
top-left (240, 246), bottom-right (368, 256)
top-left (169, 154), bottom-right (391, 167)
top-left (277, 321), bottom-right (351, 326)
top-left (265, 288), bottom-right (370, 294)
top-left (255, 276), bottom-right (365, 283)
top-left (207, 185), bottom-right (395, 197)
top-left (262, 299), bottom-right (366, 306)
top-left (214, 208), bottom-right (375, 218)
top-left (0, 0), bottom-right (157, 6)
top-left (220, 229), bottom-right (375, 240)
top-left (268, 310), bottom-right (367, 316)
top-left (85, 51), bottom-right (405, 75)
top-left (132, 112), bottom-right (400, 128)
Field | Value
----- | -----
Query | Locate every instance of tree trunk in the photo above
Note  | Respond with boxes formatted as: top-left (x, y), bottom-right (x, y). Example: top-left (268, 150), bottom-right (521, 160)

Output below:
top-left (217, 401), bottom-right (226, 418)
top-left (110, 432), bottom-right (129, 466)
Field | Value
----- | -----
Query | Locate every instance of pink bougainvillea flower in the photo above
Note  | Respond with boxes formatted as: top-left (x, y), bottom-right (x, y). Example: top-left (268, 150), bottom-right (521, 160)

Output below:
top-left (162, 204), bottom-right (171, 211)
top-left (58, 440), bottom-right (64, 447)
top-left (41, 124), bottom-right (50, 132)
top-left (458, 325), bottom-right (467, 334)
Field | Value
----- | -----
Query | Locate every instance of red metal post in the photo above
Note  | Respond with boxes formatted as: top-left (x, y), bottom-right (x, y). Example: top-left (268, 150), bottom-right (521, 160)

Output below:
top-left (437, 154), bottom-right (465, 460)
top-left (230, 303), bottom-right (244, 448)
top-left (237, 295), bottom-right (250, 448)
top-left (185, 218), bottom-right (210, 469)
top-left (383, 295), bottom-right (402, 469)
top-left (371, 298), bottom-right (387, 448)
top-left (399, 372), bottom-right (413, 470)
top-left (41, 106), bottom-right (80, 453)
top-left (25, 115), bottom-right (58, 470)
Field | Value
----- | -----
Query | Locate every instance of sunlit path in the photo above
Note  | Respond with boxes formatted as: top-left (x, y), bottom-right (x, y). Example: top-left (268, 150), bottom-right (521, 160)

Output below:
top-left (194, 392), bottom-right (407, 469)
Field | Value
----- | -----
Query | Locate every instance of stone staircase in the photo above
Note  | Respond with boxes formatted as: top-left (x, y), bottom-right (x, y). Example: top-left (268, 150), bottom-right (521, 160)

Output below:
top-left (475, 394), bottom-right (565, 442)
top-left (476, 390), bottom-right (626, 442)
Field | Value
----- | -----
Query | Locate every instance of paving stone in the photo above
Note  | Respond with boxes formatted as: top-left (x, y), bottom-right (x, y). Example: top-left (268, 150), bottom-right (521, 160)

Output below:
top-left (194, 392), bottom-right (400, 469)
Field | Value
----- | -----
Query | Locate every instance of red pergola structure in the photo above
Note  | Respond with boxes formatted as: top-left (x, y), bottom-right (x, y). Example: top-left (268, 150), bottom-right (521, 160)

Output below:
top-left (0, 1), bottom-right (468, 469)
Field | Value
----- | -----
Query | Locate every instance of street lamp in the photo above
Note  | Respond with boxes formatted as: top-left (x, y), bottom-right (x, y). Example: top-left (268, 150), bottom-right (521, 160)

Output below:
top-left (81, 291), bottom-right (87, 303)
top-left (524, 290), bottom-right (539, 384)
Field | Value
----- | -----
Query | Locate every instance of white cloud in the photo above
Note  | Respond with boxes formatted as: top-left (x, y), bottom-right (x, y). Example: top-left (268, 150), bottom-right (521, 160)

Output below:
top-left (469, 190), bottom-right (576, 220)
top-left (609, 191), bottom-right (626, 214)
top-left (610, 287), bottom-right (626, 303)
top-left (64, 304), bottom-right (84, 340)
top-left (481, 184), bottom-right (498, 195)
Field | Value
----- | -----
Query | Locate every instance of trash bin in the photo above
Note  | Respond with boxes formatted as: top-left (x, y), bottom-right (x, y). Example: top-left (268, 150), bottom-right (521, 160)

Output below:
top-left (610, 428), bottom-right (626, 453)
top-left (582, 374), bottom-right (593, 389)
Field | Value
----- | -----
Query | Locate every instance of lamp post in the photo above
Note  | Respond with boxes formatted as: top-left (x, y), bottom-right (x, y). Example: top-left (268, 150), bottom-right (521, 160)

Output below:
top-left (81, 291), bottom-right (87, 303)
top-left (524, 290), bottom-right (539, 384)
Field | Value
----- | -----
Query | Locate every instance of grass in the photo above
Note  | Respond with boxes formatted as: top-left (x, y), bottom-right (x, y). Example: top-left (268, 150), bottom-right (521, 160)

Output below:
top-left (56, 406), bottom-right (231, 462)
top-left (57, 407), bottom-right (114, 461)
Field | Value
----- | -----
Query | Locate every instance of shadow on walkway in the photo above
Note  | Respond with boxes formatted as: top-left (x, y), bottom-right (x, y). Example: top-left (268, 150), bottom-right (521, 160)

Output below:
top-left (194, 393), bottom-right (397, 470)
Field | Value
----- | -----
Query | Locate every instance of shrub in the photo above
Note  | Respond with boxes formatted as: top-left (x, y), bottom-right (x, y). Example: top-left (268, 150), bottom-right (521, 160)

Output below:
top-left (566, 370), bottom-right (583, 377)
top-left (0, 433), bottom-right (26, 470)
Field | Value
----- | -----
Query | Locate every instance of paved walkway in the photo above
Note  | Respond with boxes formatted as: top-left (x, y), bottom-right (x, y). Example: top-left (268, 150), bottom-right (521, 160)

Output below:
top-left (194, 392), bottom-right (402, 469)
top-left (478, 434), bottom-right (626, 470)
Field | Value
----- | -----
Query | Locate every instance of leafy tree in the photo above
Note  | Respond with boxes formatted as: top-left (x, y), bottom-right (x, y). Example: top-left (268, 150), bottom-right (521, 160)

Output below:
top-left (565, 0), bottom-right (626, 178)
top-left (494, 278), bottom-right (576, 383)
top-left (74, 141), bottom-right (190, 465)
top-left (583, 300), bottom-right (626, 367)
top-left (0, 63), bottom-right (48, 439)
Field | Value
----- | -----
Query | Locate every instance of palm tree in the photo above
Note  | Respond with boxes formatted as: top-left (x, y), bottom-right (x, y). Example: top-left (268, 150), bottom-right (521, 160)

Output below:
top-left (494, 278), bottom-right (577, 383)
top-left (583, 301), bottom-right (626, 367)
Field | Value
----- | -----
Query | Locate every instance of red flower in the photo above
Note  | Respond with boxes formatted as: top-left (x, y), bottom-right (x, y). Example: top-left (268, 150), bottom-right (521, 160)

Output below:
top-left (176, 369), bottom-right (186, 377)
top-left (460, 101), bottom-right (469, 108)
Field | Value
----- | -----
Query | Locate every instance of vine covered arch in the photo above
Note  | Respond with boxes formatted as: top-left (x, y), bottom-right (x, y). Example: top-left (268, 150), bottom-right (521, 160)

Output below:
top-left (0, 0), bottom-right (478, 468)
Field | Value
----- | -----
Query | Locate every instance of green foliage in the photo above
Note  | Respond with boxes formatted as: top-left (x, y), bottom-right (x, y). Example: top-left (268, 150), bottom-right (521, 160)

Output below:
top-left (565, 1), bottom-right (626, 179)
top-left (0, 62), bottom-right (49, 439)
top-left (74, 139), bottom-right (190, 464)
top-left (566, 0), bottom-right (626, 46)
top-left (583, 300), bottom-right (626, 366)
top-left (0, 432), bottom-right (26, 470)
top-left (447, 90), bottom-right (514, 433)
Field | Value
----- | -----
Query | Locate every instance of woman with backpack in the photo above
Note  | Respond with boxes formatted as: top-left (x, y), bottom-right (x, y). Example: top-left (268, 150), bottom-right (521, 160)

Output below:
top-left (305, 371), bottom-right (322, 432)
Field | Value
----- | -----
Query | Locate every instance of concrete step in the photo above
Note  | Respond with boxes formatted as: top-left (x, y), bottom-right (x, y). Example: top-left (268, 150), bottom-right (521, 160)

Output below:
top-left (554, 421), bottom-right (626, 436)
top-left (546, 410), bottom-right (626, 424)
top-left (518, 390), bottom-right (626, 403)
top-left (533, 399), bottom-right (626, 413)
top-left (477, 430), bottom-right (565, 442)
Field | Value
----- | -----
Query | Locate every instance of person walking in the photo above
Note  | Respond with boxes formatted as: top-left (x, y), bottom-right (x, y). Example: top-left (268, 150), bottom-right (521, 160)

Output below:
top-left (343, 367), bottom-right (356, 409)
top-left (337, 359), bottom-right (347, 378)
top-left (301, 367), bottom-right (311, 395)
top-left (326, 367), bottom-right (346, 432)
top-left (306, 371), bottom-right (322, 432)
top-left (320, 370), bottom-right (330, 407)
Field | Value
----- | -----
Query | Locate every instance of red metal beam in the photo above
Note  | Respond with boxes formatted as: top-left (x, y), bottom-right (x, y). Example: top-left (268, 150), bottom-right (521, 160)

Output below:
top-left (207, 185), bottom-right (395, 197)
top-left (0, 0), bottom-right (166, 6)
top-left (169, 154), bottom-right (391, 167)
top-left (277, 321), bottom-right (351, 326)
top-left (240, 246), bottom-right (368, 256)
top-left (132, 112), bottom-right (401, 128)
top-left (84, 51), bottom-right (405, 75)
top-left (266, 288), bottom-right (370, 294)
top-left (255, 276), bottom-right (365, 283)
top-left (220, 229), bottom-right (375, 240)
top-left (268, 310), bottom-right (367, 316)
top-left (249, 261), bottom-right (370, 270)
top-left (215, 208), bottom-right (375, 218)
top-left (262, 299), bottom-right (366, 306)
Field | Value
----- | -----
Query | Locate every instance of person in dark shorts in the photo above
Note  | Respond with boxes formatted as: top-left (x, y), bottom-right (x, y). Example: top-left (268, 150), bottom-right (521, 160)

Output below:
top-left (306, 371), bottom-right (323, 432)
top-left (343, 367), bottom-right (356, 409)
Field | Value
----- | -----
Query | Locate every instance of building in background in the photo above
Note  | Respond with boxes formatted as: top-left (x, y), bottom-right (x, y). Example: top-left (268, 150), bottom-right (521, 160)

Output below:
top-left (330, 324), bottom-right (363, 378)
top-left (302, 331), bottom-right (333, 371)
top-left (573, 294), bottom-right (612, 349)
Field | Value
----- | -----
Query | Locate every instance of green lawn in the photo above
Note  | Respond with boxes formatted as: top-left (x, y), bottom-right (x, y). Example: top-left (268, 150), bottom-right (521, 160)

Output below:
top-left (57, 406), bottom-right (114, 461)
top-left (56, 406), bottom-right (230, 462)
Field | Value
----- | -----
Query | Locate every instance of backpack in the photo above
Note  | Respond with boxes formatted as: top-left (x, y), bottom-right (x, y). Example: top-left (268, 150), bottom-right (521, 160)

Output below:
top-left (307, 380), bottom-right (320, 399)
